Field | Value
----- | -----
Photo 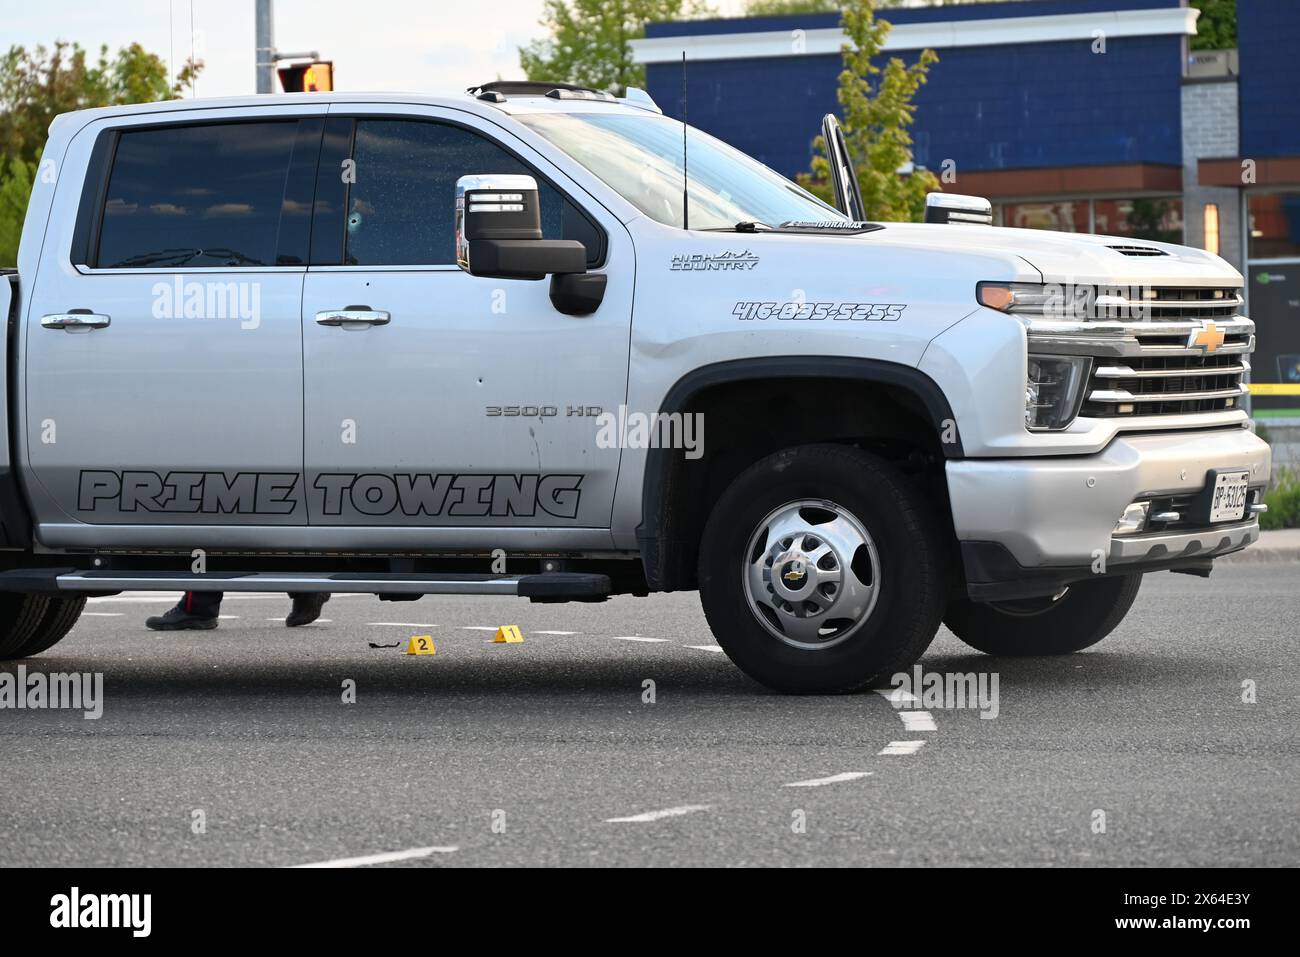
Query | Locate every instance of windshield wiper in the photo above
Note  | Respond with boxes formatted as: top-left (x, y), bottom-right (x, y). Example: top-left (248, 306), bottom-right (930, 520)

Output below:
top-left (700, 221), bottom-right (772, 233)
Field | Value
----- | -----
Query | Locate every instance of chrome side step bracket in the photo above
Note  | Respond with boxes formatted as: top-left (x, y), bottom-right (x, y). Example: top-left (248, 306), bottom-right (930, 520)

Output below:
top-left (0, 569), bottom-right (611, 600)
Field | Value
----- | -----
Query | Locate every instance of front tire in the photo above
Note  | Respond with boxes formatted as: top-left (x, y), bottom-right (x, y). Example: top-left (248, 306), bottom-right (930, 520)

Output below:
top-left (698, 444), bottom-right (948, 694)
top-left (11, 597), bottom-right (87, 658)
top-left (943, 573), bottom-right (1142, 656)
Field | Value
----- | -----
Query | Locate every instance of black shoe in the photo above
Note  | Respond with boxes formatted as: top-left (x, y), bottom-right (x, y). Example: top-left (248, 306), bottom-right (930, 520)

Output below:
top-left (146, 604), bottom-right (218, 631)
top-left (286, 593), bottom-right (329, 627)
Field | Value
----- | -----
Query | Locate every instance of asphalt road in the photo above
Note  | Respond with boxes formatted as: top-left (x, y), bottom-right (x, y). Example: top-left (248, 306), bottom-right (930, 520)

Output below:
top-left (1, 564), bottom-right (1297, 868)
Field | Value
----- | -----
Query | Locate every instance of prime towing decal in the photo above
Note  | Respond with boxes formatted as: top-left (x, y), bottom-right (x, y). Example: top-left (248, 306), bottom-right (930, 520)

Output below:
top-left (77, 470), bottom-right (584, 519)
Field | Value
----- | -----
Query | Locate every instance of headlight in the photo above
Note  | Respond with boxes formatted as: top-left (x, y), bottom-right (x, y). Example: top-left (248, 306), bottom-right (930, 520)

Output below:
top-left (978, 281), bottom-right (1060, 315)
top-left (1026, 355), bottom-right (1090, 431)
top-left (978, 281), bottom-right (1146, 320)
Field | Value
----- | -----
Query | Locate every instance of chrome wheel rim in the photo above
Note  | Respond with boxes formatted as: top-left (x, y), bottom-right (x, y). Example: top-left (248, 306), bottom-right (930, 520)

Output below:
top-left (741, 499), bottom-right (881, 650)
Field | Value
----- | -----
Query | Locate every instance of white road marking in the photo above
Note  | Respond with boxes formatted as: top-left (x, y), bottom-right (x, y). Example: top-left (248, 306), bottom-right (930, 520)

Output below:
top-left (533, 630), bottom-right (579, 635)
top-left (605, 805), bottom-right (711, 823)
top-left (900, 711), bottom-right (937, 732)
top-left (82, 612), bottom-right (124, 617)
top-left (609, 636), bottom-right (669, 643)
top-left (874, 687), bottom-right (920, 706)
top-left (218, 615), bottom-right (240, 620)
top-left (878, 740), bottom-right (926, 756)
top-left (461, 626), bottom-right (499, 631)
top-left (291, 845), bottom-right (458, 868)
top-left (784, 771), bottom-right (874, 788)
top-left (368, 622), bottom-right (439, 628)
top-left (683, 644), bottom-right (724, 653)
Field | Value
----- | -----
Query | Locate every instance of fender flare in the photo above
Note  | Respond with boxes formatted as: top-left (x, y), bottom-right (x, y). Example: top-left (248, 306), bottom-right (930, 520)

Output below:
top-left (634, 355), bottom-right (962, 590)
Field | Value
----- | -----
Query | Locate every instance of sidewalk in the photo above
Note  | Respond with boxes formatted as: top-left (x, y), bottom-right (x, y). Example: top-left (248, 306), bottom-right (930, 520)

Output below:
top-left (1222, 528), bottom-right (1300, 564)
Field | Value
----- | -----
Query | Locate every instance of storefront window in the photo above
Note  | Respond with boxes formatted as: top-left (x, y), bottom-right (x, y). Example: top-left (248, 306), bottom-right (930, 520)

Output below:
top-left (999, 201), bottom-right (1088, 232)
top-left (1093, 197), bottom-right (1183, 243)
top-left (1248, 191), bottom-right (1300, 260)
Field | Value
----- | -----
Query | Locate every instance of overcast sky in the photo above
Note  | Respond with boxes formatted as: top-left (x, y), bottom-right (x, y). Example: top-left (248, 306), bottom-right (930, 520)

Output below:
top-left (4, 0), bottom-right (753, 97)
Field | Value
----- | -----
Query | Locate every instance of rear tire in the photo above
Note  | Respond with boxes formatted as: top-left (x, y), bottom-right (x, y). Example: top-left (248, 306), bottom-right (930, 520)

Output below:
top-left (698, 444), bottom-right (948, 694)
top-left (943, 574), bottom-right (1142, 656)
top-left (10, 597), bottom-right (87, 658)
top-left (0, 593), bottom-right (54, 659)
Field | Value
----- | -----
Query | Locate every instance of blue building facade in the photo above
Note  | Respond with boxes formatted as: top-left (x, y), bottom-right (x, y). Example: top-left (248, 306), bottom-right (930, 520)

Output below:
top-left (644, 0), bottom-right (1187, 182)
top-left (1237, 0), bottom-right (1300, 160)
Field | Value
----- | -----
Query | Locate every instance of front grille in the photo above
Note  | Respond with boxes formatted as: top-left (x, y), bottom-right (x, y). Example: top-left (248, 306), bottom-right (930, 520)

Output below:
top-left (1083, 352), bottom-right (1248, 417)
top-left (1026, 284), bottom-right (1253, 420)
top-left (1140, 286), bottom-right (1241, 321)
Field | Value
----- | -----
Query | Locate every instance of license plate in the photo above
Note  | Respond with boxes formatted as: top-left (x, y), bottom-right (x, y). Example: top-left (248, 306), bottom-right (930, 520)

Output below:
top-left (1207, 469), bottom-right (1250, 523)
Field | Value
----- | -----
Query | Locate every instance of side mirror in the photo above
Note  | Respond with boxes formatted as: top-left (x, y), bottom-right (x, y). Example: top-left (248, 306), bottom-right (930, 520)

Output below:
top-left (924, 192), bottom-right (993, 225)
top-left (455, 174), bottom-right (587, 280)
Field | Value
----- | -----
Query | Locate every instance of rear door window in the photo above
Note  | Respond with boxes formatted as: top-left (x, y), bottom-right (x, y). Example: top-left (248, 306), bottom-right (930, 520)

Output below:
top-left (95, 121), bottom-right (302, 268)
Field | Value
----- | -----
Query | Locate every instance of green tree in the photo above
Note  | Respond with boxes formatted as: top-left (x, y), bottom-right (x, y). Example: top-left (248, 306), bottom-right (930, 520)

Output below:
top-left (1190, 0), bottom-right (1237, 51)
top-left (744, 0), bottom-right (1008, 13)
top-left (799, 0), bottom-right (939, 222)
top-left (745, 0), bottom-right (841, 15)
top-left (0, 42), bottom-right (200, 266)
top-left (0, 155), bottom-right (36, 266)
top-left (520, 0), bottom-right (712, 95)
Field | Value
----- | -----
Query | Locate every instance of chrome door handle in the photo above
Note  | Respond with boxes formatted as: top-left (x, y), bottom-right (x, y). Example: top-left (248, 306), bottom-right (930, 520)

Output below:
top-left (315, 306), bottom-right (390, 327)
top-left (42, 311), bottom-right (111, 330)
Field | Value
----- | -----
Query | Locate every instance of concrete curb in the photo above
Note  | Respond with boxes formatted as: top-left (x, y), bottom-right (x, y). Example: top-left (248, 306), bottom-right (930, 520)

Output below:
top-left (1221, 529), bottom-right (1300, 564)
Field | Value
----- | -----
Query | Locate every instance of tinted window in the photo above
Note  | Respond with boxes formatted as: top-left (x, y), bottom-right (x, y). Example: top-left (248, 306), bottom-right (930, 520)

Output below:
top-left (97, 122), bottom-right (299, 268)
top-left (344, 120), bottom-right (598, 266)
top-left (516, 112), bottom-right (842, 230)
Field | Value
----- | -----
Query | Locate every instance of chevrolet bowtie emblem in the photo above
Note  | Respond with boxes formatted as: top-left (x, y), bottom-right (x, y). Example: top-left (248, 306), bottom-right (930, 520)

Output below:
top-left (784, 559), bottom-right (807, 583)
top-left (1188, 320), bottom-right (1225, 354)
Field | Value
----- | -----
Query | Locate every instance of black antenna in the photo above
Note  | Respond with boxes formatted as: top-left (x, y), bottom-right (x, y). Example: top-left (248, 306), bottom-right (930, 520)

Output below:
top-left (681, 50), bottom-right (689, 231)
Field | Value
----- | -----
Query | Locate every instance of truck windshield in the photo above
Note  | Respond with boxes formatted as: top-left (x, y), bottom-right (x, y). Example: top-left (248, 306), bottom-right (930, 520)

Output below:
top-left (515, 112), bottom-right (844, 230)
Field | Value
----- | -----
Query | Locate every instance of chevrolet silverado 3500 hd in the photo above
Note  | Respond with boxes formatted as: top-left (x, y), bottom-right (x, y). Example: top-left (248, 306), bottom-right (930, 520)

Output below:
top-left (0, 82), bottom-right (1271, 692)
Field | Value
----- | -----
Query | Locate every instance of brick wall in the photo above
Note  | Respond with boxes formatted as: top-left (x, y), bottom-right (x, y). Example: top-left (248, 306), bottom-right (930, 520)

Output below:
top-left (1181, 78), bottom-right (1242, 268)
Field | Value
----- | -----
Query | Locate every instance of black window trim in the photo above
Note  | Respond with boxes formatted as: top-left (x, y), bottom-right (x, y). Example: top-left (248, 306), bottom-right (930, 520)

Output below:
top-left (318, 111), bottom-right (609, 270)
top-left (69, 110), bottom-right (610, 273)
top-left (71, 129), bottom-right (119, 268)
top-left (73, 115), bottom-right (325, 271)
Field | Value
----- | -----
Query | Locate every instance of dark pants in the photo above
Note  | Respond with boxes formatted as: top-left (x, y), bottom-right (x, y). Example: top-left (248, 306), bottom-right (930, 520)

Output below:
top-left (182, 591), bottom-right (315, 620)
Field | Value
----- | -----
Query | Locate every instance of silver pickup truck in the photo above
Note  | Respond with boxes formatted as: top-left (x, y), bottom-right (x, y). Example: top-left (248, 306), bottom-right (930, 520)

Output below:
top-left (0, 82), bottom-right (1271, 692)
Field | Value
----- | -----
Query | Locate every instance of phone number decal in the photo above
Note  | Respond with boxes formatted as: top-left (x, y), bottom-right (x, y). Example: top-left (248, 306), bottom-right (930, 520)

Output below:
top-left (733, 301), bottom-right (906, 321)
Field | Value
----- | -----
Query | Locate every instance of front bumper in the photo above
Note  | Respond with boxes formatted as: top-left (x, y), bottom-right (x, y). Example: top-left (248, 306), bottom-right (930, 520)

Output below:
top-left (947, 426), bottom-right (1271, 599)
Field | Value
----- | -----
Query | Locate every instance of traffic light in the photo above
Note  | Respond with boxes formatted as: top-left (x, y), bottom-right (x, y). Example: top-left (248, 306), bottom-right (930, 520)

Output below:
top-left (277, 61), bottom-right (333, 93)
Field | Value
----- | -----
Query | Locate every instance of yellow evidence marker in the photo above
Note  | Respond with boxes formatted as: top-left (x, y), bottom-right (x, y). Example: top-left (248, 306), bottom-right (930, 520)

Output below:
top-left (493, 625), bottom-right (524, 644)
top-left (406, 635), bottom-right (436, 655)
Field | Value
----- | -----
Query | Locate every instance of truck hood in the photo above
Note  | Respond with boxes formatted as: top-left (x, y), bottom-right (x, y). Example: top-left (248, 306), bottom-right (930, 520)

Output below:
top-left (867, 222), bottom-right (1242, 288)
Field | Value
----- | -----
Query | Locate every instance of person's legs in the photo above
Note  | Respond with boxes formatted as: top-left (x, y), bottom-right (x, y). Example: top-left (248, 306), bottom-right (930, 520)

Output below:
top-left (285, 592), bottom-right (329, 627)
top-left (146, 591), bottom-right (223, 630)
